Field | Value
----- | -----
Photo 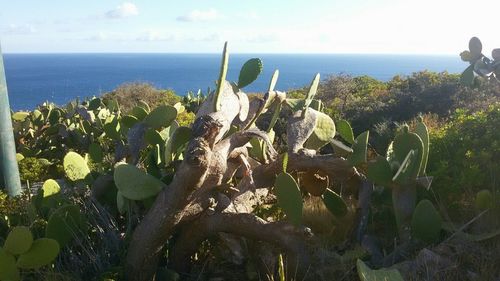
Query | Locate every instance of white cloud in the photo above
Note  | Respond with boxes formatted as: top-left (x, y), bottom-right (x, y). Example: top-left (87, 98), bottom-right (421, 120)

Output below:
top-left (105, 2), bottom-right (139, 19)
top-left (176, 8), bottom-right (218, 22)
top-left (2, 24), bottom-right (37, 35)
top-left (136, 31), bottom-right (173, 42)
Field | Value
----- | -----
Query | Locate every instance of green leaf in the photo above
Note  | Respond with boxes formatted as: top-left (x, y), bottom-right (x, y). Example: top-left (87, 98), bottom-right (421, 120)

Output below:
top-left (16, 238), bottom-right (60, 269)
top-left (347, 131), bottom-right (369, 166)
top-left (322, 188), bottom-right (348, 217)
top-left (0, 248), bottom-right (20, 281)
top-left (89, 142), bottom-right (103, 163)
top-left (366, 156), bottom-right (393, 186)
top-left (63, 152), bottom-right (91, 182)
top-left (411, 199), bottom-right (442, 243)
top-left (4, 226), bottom-right (33, 255)
top-left (336, 119), bottom-right (355, 144)
top-left (45, 205), bottom-right (86, 247)
top-left (268, 69), bottom-right (279, 92)
top-left (414, 120), bottom-right (429, 176)
top-left (238, 58), bottom-right (263, 88)
top-left (144, 105), bottom-right (177, 129)
top-left (12, 111), bottom-right (30, 122)
top-left (304, 110), bottom-right (336, 150)
top-left (274, 172), bottom-right (303, 226)
top-left (468, 37), bottom-right (482, 57)
top-left (42, 179), bottom-right (61, 197)
top-left (131, 106), bottom-right (149, 120)
top-left (114, 163), bottom-right (166, 200)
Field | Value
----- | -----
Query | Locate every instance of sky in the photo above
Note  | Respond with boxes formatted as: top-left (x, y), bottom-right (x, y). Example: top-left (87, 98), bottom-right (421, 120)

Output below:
top-left (0, 0), bottom-right (499, 54)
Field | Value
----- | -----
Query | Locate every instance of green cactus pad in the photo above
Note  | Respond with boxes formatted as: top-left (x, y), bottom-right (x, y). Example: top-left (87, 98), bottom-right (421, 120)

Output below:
top-left (103, 116), bottom-right (122, 140)
top-left (63, 152), bottom-right (91, 182)
top-left (356, 259), bottom-right (404, 281)
top-left (302, 73), bottom-right (320, 115)
top-left (304, 110), bottom-right (336, 150)
top-left (366, 156), bottom-right (393, 186)
top-left (268, 70), bottom-right (279, 92)
top-left (238, 58), bottom-right (263, 88)
top-left (4, 226), bottom-right (33, 255)
top-left (164, 127), bottom-right (192, 166)
top-left (144, 105), bottom-right (177, 129)
top-left (16, 238), bottom-right (60, 269)
top-left (114, 163), bottom-right (166, 200)
top-left (392, 150), bottom-right (418, 184)
top-left (347, 131), bottom-right (369, 166)
top-left (0, 248), bottom-right (20, 281)
top-left (173, 102), bottom-right (185, 114)
top-left (12, 111), bottom-right (30, 122)
top-left (89, 143), bottom-right (103, 163)
top-left (131, 106), bottom-right (149, 120)
top-left (116, 192), bottom-right (129, 214)
top-left (145, 129), bottom-right (165, 146)
top-left (411, 199), bottom-right (442, 243)
top-left (336, 119), bottom-right (355, 144)
top-left (322, 188), bottom-right (348, 217)
top-left (468, 37), bottom-right (482, 57)
top-left (214, 42), bottom-right (229, 112)
top-left (42, 179), bottom-right (61, 197)
top-left (414, 120), bottom-right (429, 176)
top-left (45, 205), bottom-right (85, 247)
top-left (393, 130), bottom-right (423, 179)
top-left (474, 189), bottom-right (494, 210)
top-left (274, 172), bottom-right (303, 226)
top-left (121, 115), bottom-right (139, 128)
top-left (88, 98), bottom-right (102, 110)
top-left (460, 65), bottom-right (475, 86)
top-left (15, 153), bottom-right (24, 162)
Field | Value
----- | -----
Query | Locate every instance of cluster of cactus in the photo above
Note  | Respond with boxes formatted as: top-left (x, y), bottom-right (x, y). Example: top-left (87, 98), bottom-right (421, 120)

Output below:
top-left (366, 118), bottom-right (441, 242)
top-left (0, 226), bottom-right (60, 281)
top-left (460, 37), bottom-right (500, 85)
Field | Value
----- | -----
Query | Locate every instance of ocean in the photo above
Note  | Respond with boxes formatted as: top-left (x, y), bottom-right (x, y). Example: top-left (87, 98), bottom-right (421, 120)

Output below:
top-left (2, 53), bottom-right (465, 110)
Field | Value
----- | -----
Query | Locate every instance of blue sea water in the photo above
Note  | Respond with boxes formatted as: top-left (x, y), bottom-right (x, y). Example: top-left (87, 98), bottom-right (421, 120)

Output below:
top-left (3, 53), bottom-right (465, 110)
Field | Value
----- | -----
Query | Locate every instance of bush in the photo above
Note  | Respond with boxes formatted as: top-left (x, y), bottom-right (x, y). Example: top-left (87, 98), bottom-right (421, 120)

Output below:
top-left (428, 104), bottom-right (500, 201)
top-left (102, 83), bottom-right (181, 113)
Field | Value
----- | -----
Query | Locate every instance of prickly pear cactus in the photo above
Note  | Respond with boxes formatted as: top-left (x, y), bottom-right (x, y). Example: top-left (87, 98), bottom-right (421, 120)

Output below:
top-left (4, 227), bottom-right (33, 255)
top-left (411, 199), bottom-right (442, 243)
top-left (45, 205), bottom-right (85, 247)
top-left (63, 152), bottom-right (91, 182)
top-left (474, 189), bottom-right (494, 210)
top-left (237, 58), bottom-right (263, 89)
top-left (336, 119), bottom-right (355, 145)
top-left (214, 41), bottom-right (229, 112)
top-left (347, 131), bottom-right (369, 166)
top-left (144, 105), bottom-right (177, 129)
top-left (321, 188), bottom-right (348, 217)
top-left (414, 117), bottom-right (429, 176)
top-left (16, 238), bottom-right (60, 269)
top-left (274, 172), bottom-right (303, 226)
top-left (114, 163), bottom-right (166, 200)
top-left (0, 248), bottom-right (20, 281)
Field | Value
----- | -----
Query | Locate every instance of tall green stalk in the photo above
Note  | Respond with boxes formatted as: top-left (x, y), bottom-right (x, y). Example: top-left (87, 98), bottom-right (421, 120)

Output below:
top-left (0, 43), bottom-right (22, 197)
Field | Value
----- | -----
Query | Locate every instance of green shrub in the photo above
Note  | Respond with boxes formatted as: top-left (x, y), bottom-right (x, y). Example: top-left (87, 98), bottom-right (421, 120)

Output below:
top-left (428, 104), bottom-right (500, 201)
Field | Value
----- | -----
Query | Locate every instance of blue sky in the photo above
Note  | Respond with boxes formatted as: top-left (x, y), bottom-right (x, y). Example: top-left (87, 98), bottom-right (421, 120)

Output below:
top-left (0, 0), bottom-right (499, 54)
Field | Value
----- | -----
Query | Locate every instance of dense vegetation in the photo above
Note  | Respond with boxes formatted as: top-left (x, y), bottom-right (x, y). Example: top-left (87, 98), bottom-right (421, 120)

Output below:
top-left (0, 38), bottom-right (499, 281)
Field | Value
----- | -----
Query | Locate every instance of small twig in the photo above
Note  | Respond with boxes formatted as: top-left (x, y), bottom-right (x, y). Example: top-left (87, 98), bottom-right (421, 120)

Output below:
top-left (442, 208), bottom-right (490, 244)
